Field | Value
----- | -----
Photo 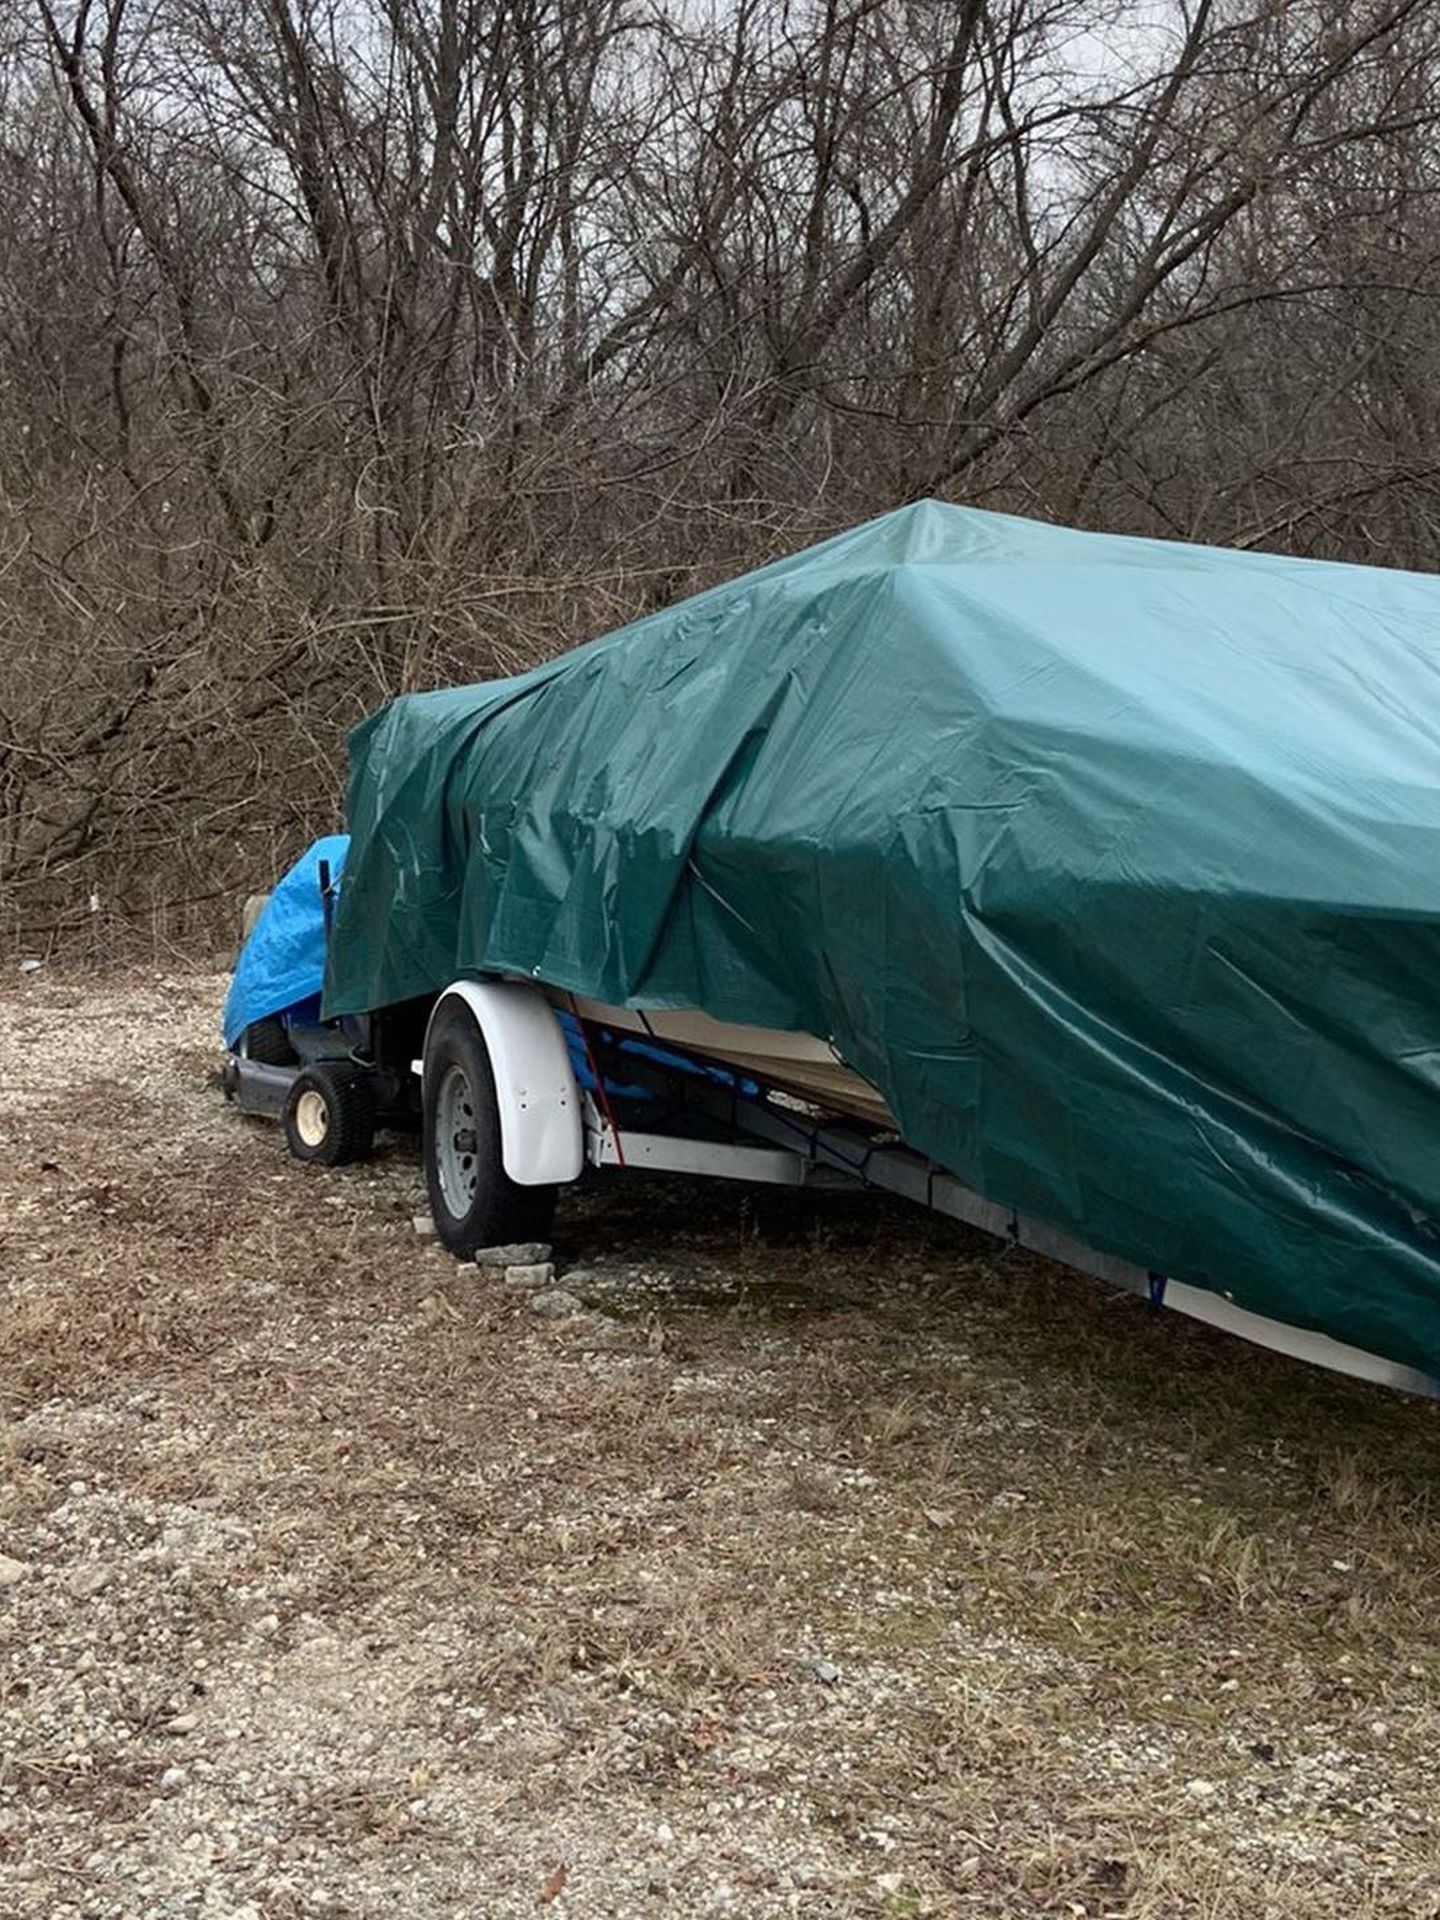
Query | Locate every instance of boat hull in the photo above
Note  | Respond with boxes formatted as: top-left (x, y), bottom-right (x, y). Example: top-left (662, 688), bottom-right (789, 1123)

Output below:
top-left (558, 993), bottom-right (896, 1128)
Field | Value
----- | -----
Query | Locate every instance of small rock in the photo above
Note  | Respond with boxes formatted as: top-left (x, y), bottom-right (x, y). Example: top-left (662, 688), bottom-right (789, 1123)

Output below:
top-left (656, 1822), bottom-right (674, 1846)
top-left (529, 1289), bottom-right (583, 1321)
top-left (165, 1713), bottom-right (198, 1735)
top-left (0, 1555), bottom-right (25, 1587)
top-left (476, 1242), bottom-right (552, 1269)
top-left (569, 1318), bottom-right (631, 1352)
top-left (807, 1657), bottom-right (842, 1686)
top-left (411, 1213), bottom-right (437, 1239)
top-left (64, 1564), bottom-right (111, 1599)
top-left (160, 1766), bottom-right (187, 1792)
top-left (1185, 1779), bottom-right (1219, 1800)
top-left (505, 1262), bottom-right (555, 1289)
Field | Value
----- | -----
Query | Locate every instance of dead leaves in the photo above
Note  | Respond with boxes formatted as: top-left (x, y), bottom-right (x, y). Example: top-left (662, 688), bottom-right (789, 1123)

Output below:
top-left (538, 1861), bottom-right (568, 1904)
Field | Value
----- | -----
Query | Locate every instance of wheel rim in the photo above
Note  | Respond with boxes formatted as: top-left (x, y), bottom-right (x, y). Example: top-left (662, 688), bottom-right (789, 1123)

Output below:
top-left (434, 1061), bottom-right (479, 1217)
top-left (294, 1088), bottom-right (330, 1148)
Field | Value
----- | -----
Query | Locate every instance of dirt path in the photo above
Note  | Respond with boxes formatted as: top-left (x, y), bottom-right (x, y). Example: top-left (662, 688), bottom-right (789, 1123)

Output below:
top-left (3, 969), bottom-right (1440, 1918)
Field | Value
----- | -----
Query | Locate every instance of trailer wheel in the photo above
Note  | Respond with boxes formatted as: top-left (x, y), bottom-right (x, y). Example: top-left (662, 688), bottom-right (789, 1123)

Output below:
top-left (423, 1001), bottom-right (557, 1258)
top-left (243, 1015), bottom-right (296, 1067)
top-left (283, 1062), bottom-right (375, 1166)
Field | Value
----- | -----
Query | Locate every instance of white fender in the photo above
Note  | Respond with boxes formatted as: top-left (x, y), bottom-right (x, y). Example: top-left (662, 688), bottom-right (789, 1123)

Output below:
top-left (425, 979), bottom-right (583, 1185)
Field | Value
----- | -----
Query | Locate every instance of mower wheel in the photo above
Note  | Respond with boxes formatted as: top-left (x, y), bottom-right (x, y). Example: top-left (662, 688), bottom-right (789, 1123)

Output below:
top-left (282, 1062), bottom-right (376, 1166)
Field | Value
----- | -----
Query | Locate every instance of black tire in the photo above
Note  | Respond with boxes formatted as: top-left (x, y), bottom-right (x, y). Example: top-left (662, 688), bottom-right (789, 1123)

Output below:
top-left (423, 1001), bottom-right (557, 1258)
top-left (282, 1062), bottom-right (376, 1166)
top-left (243, 1015), bottom-right (297, 1067)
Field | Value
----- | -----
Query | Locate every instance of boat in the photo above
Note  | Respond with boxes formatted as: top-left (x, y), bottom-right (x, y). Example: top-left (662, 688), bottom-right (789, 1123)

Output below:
top-left (271, 498), bottom-right (1440, 1385)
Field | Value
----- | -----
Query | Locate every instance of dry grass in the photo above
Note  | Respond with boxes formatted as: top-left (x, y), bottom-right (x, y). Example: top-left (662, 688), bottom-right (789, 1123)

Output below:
top-left (3, 966), bottom-right (1440, 1916)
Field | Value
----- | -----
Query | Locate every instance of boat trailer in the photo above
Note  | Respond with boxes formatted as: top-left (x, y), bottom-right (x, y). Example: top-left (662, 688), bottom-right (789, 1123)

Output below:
top-left (225, 973), bottom-right (1438, 1404)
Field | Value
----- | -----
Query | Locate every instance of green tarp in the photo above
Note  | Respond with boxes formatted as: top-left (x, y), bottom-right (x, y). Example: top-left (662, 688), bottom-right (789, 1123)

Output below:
top-left (326, 501), bottom-right (1440, 1380)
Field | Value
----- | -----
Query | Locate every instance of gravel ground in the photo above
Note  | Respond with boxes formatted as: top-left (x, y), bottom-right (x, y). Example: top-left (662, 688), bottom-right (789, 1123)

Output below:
top-left (3, 967), bottom-right (1440, 1918)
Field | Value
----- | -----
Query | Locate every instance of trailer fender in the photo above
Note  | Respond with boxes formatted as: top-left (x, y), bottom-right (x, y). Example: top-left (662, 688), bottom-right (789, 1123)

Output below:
top-left (425, 980), bottom-right (583, 1186)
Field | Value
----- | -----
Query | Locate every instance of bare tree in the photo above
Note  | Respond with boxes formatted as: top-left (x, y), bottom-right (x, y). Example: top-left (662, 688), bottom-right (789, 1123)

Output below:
top-left (2, 0), bottom-right (1437, 947)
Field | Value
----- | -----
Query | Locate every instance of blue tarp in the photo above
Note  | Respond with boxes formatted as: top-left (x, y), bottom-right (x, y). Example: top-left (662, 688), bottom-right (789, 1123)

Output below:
top-left (222, 836), bottom-right (349, 1047)
top-left (224, 834), bottom-right (757, 1112)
